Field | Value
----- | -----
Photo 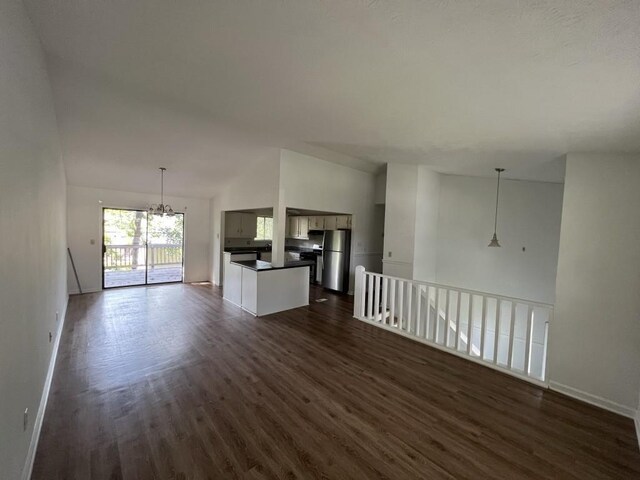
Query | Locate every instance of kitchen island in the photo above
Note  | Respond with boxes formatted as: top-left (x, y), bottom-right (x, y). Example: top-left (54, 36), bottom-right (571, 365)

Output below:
top-left (223, 253), bottom-right (313, 316)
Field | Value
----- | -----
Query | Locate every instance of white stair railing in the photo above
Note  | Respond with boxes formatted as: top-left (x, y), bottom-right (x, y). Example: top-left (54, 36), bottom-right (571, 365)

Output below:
top-left (353, 266), bottom-right (553, 385)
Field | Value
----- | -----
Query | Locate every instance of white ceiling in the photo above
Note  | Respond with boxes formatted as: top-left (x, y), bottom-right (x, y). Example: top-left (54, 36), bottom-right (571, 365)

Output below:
top-left (25, 0), bottom-right (640, 194)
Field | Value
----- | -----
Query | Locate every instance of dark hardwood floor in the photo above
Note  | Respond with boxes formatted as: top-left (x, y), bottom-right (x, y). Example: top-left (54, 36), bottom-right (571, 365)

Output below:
top-left (33, 283), bottom-right (640, 479)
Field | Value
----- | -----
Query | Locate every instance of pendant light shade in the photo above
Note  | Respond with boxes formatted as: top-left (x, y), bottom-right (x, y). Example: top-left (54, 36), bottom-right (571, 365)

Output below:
top-left (488, 168), bottom-right (505, 247)
top-left (149, 167), bottom-right (175, 216)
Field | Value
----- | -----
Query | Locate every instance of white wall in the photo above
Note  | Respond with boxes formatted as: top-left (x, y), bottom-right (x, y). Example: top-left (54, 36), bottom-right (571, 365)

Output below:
top-left (413, 167), bottom-right (441, 282)
top-left (211, 151), bottom-right (281, 285)
top-left (383, 164), bottom-right (418, 278)
top-left (374, 170), bottom-right (387, 205)
top-left (436, 175), bottom-right (563, 304)
top-left (0, 1), bottom-right (67, 478)
top-left (279, 150), bottom-right (379, 291)
top-left (550, 154), bottom-right (640, 416)
top-left (67, 185), bottom-right (211, 293)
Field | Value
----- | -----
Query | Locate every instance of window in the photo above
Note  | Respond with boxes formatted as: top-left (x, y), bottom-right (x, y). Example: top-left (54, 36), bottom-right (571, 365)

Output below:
top-left (255, 216), bottom-right (273, 240)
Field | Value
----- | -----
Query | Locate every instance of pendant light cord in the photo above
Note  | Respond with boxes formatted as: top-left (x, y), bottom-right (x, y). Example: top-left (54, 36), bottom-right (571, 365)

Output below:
top-left (493, 169), bottom-right (502, 235)
top-left (160, 167), bottom-right (165, 207)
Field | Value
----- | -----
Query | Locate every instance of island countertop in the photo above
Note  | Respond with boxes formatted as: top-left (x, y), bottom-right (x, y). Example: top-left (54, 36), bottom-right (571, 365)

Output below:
top-left (231, 259), bottom-right (314, 271)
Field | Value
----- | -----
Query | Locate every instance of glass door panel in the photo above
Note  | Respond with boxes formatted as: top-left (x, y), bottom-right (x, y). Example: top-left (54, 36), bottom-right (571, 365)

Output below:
top-left (103, 208), bottom-right (148, 288)
top-left (147, 213), bottom-right (184, 284)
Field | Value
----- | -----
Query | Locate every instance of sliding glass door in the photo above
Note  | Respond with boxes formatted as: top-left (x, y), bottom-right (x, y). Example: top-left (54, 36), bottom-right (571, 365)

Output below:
top-left (102, 208), bottom-right (184, 288)
top-left (147, 212), bottom-right (184, 284)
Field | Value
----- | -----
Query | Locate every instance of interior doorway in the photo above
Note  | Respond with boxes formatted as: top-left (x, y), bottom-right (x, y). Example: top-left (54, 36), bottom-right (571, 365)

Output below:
top-left (102, 208), bottom-right (184, 288)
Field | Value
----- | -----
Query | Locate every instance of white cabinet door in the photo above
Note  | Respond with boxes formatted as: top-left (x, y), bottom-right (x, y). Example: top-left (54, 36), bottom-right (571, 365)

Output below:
top-left (223, 257), bottom-right (243, 305)
top-left (241, 212), bottom-right (257, 238)
top-left (226, 212), bottom-right (243, 236)
top-left (288, 216), bottom-right (298, 238)
top-left (336, 215), bottom-right (351, 229)
top-left (309, 216), bottom-right (324, 230)
top-left (323, 216), bottom-right (337, 230)
top-left (298, 216), bottom-right (309, 239)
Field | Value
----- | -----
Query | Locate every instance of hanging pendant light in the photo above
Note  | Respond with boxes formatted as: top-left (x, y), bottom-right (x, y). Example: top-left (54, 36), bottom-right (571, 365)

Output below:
top-left (149, 167), bottom-right (175, 216)
top-left (488, 168), bottom-right (505, 247)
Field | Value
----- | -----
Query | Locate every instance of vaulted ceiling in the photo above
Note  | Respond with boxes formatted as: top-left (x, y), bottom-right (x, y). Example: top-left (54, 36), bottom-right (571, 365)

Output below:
top-left (25, 0), bottom-right (640, 195)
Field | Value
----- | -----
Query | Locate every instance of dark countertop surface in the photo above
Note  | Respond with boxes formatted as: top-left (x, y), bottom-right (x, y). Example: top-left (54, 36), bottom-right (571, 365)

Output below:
top-left (231, 259), bottom-right (314, 272)
top-left (225, 246), bottom-right (322, 256)
top-left (224, 247), bottom-right (264, 253)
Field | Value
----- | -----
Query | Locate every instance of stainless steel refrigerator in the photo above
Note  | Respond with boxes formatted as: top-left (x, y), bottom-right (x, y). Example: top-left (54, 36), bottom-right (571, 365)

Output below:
top-left (322, 230), bottom-right (351, 292)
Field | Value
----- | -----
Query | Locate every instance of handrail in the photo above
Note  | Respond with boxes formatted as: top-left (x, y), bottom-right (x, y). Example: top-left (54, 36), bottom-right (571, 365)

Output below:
top-left (361, 271), bottom-right (553, 309)
top-left (104, 244), bottom-right (182, 269)
top-left (353, 266), bottom-right (553, 385)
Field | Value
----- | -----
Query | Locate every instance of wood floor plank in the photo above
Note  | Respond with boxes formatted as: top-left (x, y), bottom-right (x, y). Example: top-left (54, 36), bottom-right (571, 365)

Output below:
top-left (31, 283), bottom-right (640, 479)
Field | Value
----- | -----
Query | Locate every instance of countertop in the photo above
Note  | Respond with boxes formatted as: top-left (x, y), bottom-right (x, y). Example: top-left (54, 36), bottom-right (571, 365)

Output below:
top-left (224, 248), bottom-right (263, 254)
top-left (224, 246), bottom-right (320, 254)
top-left (231, 259), bottom-right (314, 271)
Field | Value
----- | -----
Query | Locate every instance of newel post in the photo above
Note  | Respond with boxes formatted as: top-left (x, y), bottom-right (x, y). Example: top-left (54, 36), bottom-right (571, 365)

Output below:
top-left (354, 265), bottom-right (366, 319)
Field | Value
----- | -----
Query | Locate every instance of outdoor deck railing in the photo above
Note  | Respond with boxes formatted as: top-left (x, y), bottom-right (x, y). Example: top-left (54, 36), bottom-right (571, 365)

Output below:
top-left (104, 244), bottom-right (182, 270)
top-left (353, 266), bottom-right (553, 385)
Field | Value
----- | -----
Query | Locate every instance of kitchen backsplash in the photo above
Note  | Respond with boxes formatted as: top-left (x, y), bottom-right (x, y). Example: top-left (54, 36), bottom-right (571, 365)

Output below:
top-left (225, 238), bottom-right (272, 248)
top-left (226, 233), bottom-right (323, 249)
top-left (286, 234), bottom-right (324, 249)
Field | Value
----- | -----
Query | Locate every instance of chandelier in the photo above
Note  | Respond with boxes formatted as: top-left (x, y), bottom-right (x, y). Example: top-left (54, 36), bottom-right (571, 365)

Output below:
top-left (149, 167), bottom-right (175, 216)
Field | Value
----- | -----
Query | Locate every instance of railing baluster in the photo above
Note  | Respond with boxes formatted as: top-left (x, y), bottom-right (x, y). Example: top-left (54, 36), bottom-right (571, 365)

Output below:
top-left (422, 285), bottom-right (433, 340)
top-left (443, 289), bottom-right (451, 347)
top-left (397, 281), bottom-right (404, 331)
top-left (524, 306), bottom-right (534, 375)
top-left (389, 279), bottom-right (396, 327)
top-left (433, 287), bottom-right (441, 342)
top-left (367, 273), bottom-right (374, 320)
top-left (359, 271), bottom-right (366, 318)
top-left (480, 296), bottom-right (487, 359)
top-left (507, 302), bottom-right (516, 368)
top-left (493, 299), bottom-right (501, 364)
top-left (381, 277), bottom-right (388, 325)
top-left (455, 291), bottom-right (462, 351)
top-left (373, 275), bottom-right (381, 322)
top-left (541, 311), bottom-right (551, 381)
top-left (415, 286), bottom-right (422, 336)
top-left (406, 283), bottom-right (413, 334)
top-left (466, 295), bottom-right (473, 355)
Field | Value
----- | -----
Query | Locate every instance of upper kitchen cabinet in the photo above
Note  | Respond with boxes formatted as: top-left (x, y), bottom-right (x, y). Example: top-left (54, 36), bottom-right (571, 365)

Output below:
top-left (288, 216), bottom-right (310, 239)
top-left (226, 211), bottom-right (257, 238)
top-left (241, 212), bottom-right (258, 238)
top-left (336, 215), bottom-right (351, 229)
top-left (309, 216), bottom-right (325, 230)
top-left (323, 216), bottom-right (337, 230)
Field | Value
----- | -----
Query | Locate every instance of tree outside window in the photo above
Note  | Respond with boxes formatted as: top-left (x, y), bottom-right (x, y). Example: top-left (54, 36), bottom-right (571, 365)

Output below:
top-left (255, 216), bottom-right (273, 240)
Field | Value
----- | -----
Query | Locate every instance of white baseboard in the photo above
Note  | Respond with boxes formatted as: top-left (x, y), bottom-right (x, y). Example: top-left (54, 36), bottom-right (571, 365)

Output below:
top-left (21, 295), bottom-right (69, 480)
top-left (549, 381), bottom-right (636, 418)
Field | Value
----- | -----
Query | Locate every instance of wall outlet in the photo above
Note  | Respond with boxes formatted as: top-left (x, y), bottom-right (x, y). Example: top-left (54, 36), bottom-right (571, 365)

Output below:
top-left (388, 251), bottom-right (392, 258)
top-left (90, 239), bottom-right (95, 245)
top-left (23, 409), bottom-right (28, 431)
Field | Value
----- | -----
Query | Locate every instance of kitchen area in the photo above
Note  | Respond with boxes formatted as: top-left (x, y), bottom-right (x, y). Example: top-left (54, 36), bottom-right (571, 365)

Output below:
top-left (222, 207), bottom-right (353, 315)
